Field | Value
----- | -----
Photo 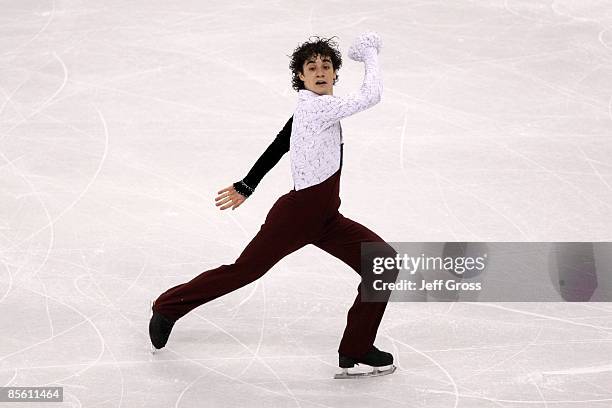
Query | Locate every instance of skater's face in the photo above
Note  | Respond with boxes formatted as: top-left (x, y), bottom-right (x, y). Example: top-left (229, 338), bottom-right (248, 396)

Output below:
top-left (299, 54), bottom-right (337, 96)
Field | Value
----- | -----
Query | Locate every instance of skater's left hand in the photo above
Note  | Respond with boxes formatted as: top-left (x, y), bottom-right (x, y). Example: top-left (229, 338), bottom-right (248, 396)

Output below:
top-left (215, 185), bottom-right (246, 210)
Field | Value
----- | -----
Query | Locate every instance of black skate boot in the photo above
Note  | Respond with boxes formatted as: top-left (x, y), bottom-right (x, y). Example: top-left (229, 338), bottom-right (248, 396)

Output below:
top-left (335, 346), bottom-right (396, 379)
top-left (149, 300), bottom-right (176, 354)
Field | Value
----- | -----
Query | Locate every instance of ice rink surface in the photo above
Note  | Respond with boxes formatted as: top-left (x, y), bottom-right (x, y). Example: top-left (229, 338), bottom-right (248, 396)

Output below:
top-left (1, 0), bottom-right (612, 406)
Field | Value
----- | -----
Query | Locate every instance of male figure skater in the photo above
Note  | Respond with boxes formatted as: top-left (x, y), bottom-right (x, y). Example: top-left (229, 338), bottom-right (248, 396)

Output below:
top-left (150, 31), bottom-right (398, 378)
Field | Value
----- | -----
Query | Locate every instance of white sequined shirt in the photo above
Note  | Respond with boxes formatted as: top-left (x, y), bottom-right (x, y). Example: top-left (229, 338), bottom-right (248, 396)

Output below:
top-left (290, 32), bottom-right (383, 191)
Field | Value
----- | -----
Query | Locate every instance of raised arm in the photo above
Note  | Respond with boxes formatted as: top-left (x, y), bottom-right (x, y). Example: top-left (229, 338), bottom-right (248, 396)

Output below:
top-left (233, 116), bottom-right (292, 198)
top-left (305, 32), bottom-right (383, 130)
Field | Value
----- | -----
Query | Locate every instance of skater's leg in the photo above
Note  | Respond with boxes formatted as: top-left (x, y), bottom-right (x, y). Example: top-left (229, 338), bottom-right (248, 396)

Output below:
top-left (312, 212), bottom-right (398, 359)
top-left (154, 193), bottom-right (310, 321)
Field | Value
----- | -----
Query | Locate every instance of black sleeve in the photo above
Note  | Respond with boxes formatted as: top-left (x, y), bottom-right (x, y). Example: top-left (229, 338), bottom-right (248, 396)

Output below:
top-left (233, 116), bottom-right (292, 198)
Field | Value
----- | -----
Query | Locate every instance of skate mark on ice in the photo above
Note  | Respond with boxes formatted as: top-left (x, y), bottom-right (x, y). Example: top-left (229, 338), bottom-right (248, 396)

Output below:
top-left (468, 303), bottom-right (612, 333)
top-left (5, 106), bottom-right (108, 279)
top-left (2, 0), bottom-right (56, 57)
top-left (598, 26), bottom-right (612, 51)
top-left (462, 328), bottom-right (544, 382)
top-left (2, 286), bottom-right (107, 386)
top-left (388, 335), bottom-right (459, 408)
top-left (192, 305), bottom-right (304, 408)
top-left (1, 51), bottom-right (69, 141)
top-left (0, 259), bottom-right (13, 305)
top-left (0, 82), bottom-right (28, 122)
top-left (0, 148), bottom-right (56, 283)
top-left (578, 146), bottom-right (612, 193)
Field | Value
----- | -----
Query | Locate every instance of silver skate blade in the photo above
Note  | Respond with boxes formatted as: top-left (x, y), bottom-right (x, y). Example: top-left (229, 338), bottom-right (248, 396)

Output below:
top-left (334, 365), bottom-right (396, 379)
top-left (149, 299), bottom-right (157, 355)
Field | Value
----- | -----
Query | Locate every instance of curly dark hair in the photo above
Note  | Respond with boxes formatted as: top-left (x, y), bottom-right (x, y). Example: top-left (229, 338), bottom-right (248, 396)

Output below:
top-left (288, 36), bottom-right (343, 91)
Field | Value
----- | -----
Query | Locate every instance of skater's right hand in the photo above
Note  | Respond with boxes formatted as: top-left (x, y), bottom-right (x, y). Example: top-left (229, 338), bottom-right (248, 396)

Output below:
top-left (348, 31), bottom-right (382, 62)
top-left (215, 185), bottom-right (246, 210)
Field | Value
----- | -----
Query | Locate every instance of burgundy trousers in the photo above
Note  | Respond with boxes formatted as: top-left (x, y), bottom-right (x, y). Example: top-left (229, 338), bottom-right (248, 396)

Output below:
top-left (154, 163), bottom-right (396, 359)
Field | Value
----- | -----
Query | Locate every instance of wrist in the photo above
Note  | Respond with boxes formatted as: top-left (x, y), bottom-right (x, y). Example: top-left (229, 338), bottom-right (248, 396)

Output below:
top-left (233, 180), bottom-right (254, 198)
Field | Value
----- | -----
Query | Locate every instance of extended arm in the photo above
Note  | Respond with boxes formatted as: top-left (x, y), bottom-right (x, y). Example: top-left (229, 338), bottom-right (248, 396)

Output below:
top-left (233, 116), bottom-right (292, 198)
top-left (305, 31), bottom-right (383, 130)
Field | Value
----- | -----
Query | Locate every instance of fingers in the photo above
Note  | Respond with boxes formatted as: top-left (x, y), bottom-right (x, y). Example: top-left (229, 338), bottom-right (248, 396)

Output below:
top-left (217, 194), bottom-right (235, 209)
top-left (215, 190), bottom-right (233, 201)
top-left (222, 195), bottom-right (244, 210)
top-left (219, 201), bottom-right (234, 210)
top-left (216, 186), bottom-right (239, 203)
top-left (215, 190), bottom-right (246, 210)
top-left (216, 194), bottom-right (237, 207)
top-left (216, 197), bottom-right (232, 207)
top-left (215, 193), bottom-right (230, 202)
top-left (217, 186), bottom-right (233, 195)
